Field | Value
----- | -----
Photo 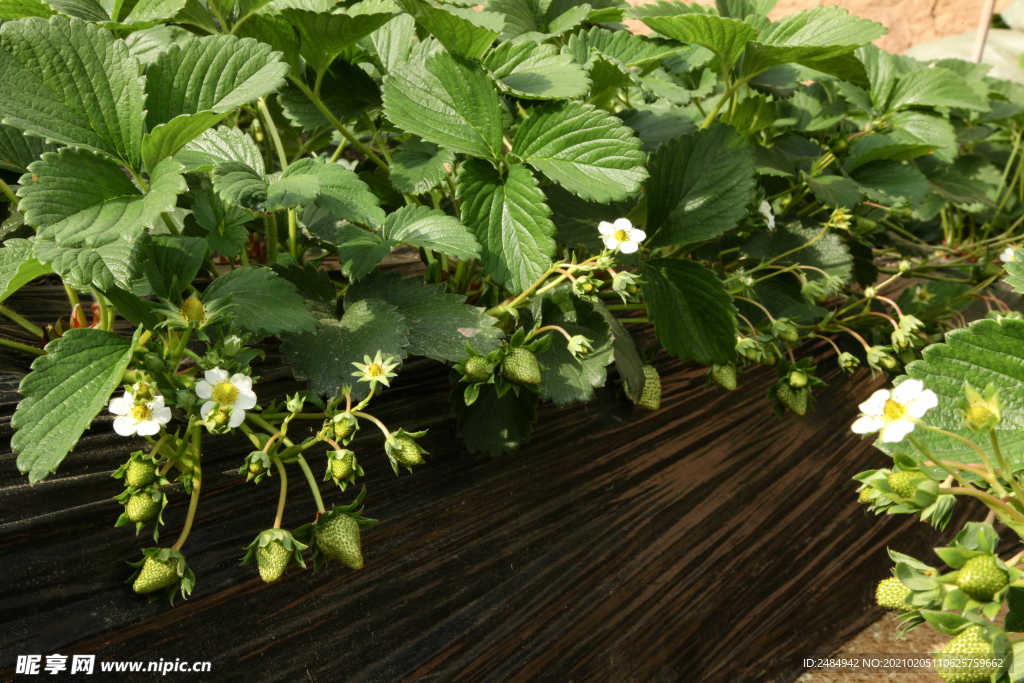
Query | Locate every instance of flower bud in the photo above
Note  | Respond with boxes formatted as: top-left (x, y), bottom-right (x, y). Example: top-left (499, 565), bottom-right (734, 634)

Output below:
top-left (958, 383), bottom-right (1002, 433)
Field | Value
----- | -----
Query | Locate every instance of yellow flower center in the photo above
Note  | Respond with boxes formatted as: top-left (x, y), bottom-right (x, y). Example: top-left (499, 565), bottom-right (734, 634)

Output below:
top-left (883, 399), bottom-right (906, 423)
top-left (211, 380), bottom-right (239, 405)
top-left (131, 404), bottom-right (152, 422)
top-left (367, 363), bottom-right (385, 378)
top-left (613, 229), bottom-right (630, 243)
top-left (969, 405), bottom-right (991, 424)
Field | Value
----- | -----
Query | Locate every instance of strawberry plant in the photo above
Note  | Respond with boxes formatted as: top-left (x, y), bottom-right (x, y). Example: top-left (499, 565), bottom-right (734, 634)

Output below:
top-left (3, 0), bottom-right (1024, 600)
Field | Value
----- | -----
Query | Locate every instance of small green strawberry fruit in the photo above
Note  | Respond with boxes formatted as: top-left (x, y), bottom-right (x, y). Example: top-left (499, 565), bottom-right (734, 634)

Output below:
top-left (776, 383), bottom-right (808, 416)
top-left (778, 323), bottom-right (799, 343)
top-left (887, 471), bottom-right (917, 500)
top-left (624, 365), bottom-right (661, 409)
top-left (179, 297), bottom-right (206, 324)
top-left (935, 626), bottom-right (1000, 683)
top-left (126, 492), bottom-right (159, 523)
top-left (315, 512), bottom-right (363, 570)
top-left (333, 414), bottom-right (357, 442)
top-left (956, 555), bottom-right (1008, 602)
top-left (875, 577), bottom-right (910, 610)
top-left (256, 540), bottom-right (291, 583)
top-left (858, 487), bottom-right (872, 504)
top-left (710, 364), bottom-right (736, 391)
top-left (331, 453), bottom-right (355, 480)
top-left (249, 460), bottom-right (267, 477)
top-left (126, 459), bottom-right (157, 488)
top-left (464, 356), bottom-right (492, 383)
top-left (132, 556), bottom-right (179, 594)
top-left (788, 370), bottom-right (808, 388)
top-left (392, 436), bottom-right (425, 467)
top-left (502, 347), bottom-right (542, 385)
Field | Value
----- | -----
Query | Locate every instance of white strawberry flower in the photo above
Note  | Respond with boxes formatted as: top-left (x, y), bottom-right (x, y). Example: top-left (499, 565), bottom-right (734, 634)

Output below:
top-left (195, 368), bottom-right (257, 429)
top-left (599, 218), bottom-right (646, 254)
top-left (109, 391), bottom-right (172, 437)
top-left (759, 200), bottom-right (775, 229)
top-left (851, 379), bottom-right (938, 443)
top-left (1001, 246), bottom-right (1017, 263)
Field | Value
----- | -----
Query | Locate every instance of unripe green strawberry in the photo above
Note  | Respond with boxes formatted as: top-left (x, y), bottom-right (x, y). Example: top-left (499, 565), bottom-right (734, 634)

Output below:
top-left (126, 459), bottom-right (157, 488)
top-left (249, 460), bottom-right (267, 477)
top-left (935, 626), bottom-right (1000, 683)
top-left (887, 471), bottom-right (917, 499)
top-left (880, 355), bottom-right (898, 370)
top-left (623, 365), bottom-right (661, 409)
top-left (788, 370), bottom-right (808, 388)
top-left (315, 513), bottom-right (363, 569)
top-left (710, 363), bottom-right (736, 391)
top-left (778, 323), bottom-right (799, 343)
top-left (391, 436), bottom-right (425, 467)
top-left (331, 452), bottom-right (355, 480)
top-left (956, 555), bottom-right (1008, 602)
top-left (126, 493), bottom-right (159, 523)
top-left (875, 577), bottom-right (910, 610)
top-left (132, 556), bottom-right (179, 594)
top-left (334, 419), bottom-right (355, 442)
top-left (209, 408), bottom-right (230, 426)
top-left (256, 540), bottom-right (291, 583)
top-left (776, 383), bottom-right (808, 416)
top-left (179, 297), bottom-right (206, 323)
top-left (858, 487), bottom-right (872, 504)
top-left (502, 347), bottom-right (541, 385)
top-left (464, 356), bottom-right (491, 383)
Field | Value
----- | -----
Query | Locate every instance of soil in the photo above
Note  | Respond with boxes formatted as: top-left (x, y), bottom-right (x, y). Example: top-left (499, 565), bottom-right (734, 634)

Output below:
top-left (626, 0), bottom-right (1018, 55)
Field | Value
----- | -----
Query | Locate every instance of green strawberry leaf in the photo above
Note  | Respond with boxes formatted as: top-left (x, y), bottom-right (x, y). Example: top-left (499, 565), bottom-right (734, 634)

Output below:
top-left (12, 328), bottom-right (135, 483)
top-left (311, 162), bottom-right (385, 228)
top-left (20, 152), bottom-right (185, 290)
top-left (369, 13), bottom-right (415, 74)
top-left (394, 0), bottom-right (501, 60)
top-left (851, 160), bottom-right (930, 206)
top-left (0, 238), bottom-right (51, 304)
top-left (278, 60), bottom-right (380, 130)
top-left (201, 265), bottom-right (318, 337)
top-left (630, 3), bottom-right (755, 69)
top-left (526, 283), bottom-right (613, 406)
top-left (449, 373), bottom-right (538, 457)
top-left (389, 138), bottom-right (455, 195)
top-left (189, 185), bottom-right (251, 258)
top-left (512, 101), bottom-right (647, 203)
top-left (174, 126), bottom-right (265, 174)
top-left (325, 222), bottom-right (395, 281)
top-left (101, 285), bottom-right (160, 331)
top-left (457, 160), bottom-right (556, 295)
top-left (103, 0), bottom-right (186, 29)
top-left (383, 204), bottom-right (480, 261)
top-left (282, 9), bottom-right (393, 77)
top-left (593, 299), bottom-right (646, 401)
top-left (642, 258), bottom-right (738, 365)
top-left (145, 35), bottom-right (289, 129)
top-left (565, 26), bottom-right (685, 69)
top-left (0, 16), bottom-right (145, 169)
top-left (278, 265), bottom-right (409, 399)
top-left (233, 14), bottom-right (300, 76)
top-left (144, 235), bottom-right (207, 300)
top-left (886, 67), bottom-right (989, 113)
top-left (646, 123), bottom-right (756, 247)
top-left (383, 50), bottom-right (504, 159)
top-left (0, 123), bottom-right (59, 173)
top-left (741, 219), bottom-right (852, 284)
top-left (0, 0), bottom-right (57, 19)
top-left (481, 41), bottom-right (590, 100)
top-left (806, 174), bottom-right (861, 208)
top-left (141, 111), bottom-right (229, 174)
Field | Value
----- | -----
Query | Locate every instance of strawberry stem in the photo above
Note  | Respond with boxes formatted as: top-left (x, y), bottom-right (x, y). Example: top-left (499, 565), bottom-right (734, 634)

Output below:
top-left (295, 455), bottom-right (325, 514)
top-left (352, 410), bottom-right (390, 440)
top-left (172, 427), bottom-right (203, 551)
top-left (272, 457), bottom-right (288, 529)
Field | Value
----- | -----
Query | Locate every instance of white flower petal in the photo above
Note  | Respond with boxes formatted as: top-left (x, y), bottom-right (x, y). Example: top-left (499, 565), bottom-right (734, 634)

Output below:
top-left (851, 415), bottom-right (885, 434)
top-left (628, 229), bottom-right (646, 243)
top-left (598, 221), bottom-right (615, 235)
top-left (204, 368), bottom-right (229, 385)
top-left (892, 379), bottom-right (924, 405)
top-left (108, 396), bottom-right (132, 416)
top-left (230, 374), bottom-right (252, 392)
top-left (136, 420), bottom-right (161, 436)
top-left (619, 241), bottom-right (639, 254)
top-left (228, 408), bottom-right (246, 428)
top-left (880, 420), bottom-right (915, 443)
top-left (602, 235), bottom-right (620, 250)
top-left (195, 381), bottom-right (213, 400)
top-left (152, 406), bottom-right (172, 424)
top-left (905, 389), bottom-right (938, 418)
top-left (858, 390), bottom-right (890, 416)
top-left (613, 217), bottom-right (632, 231)
top-left (199, 401), bottom-right (215, 419)
top-left (235, 391), bottom-right (257, 411)
top-left (113, 415), bottom-right (138, 436)
top-left (148, 396), bottom-right (165, 410)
